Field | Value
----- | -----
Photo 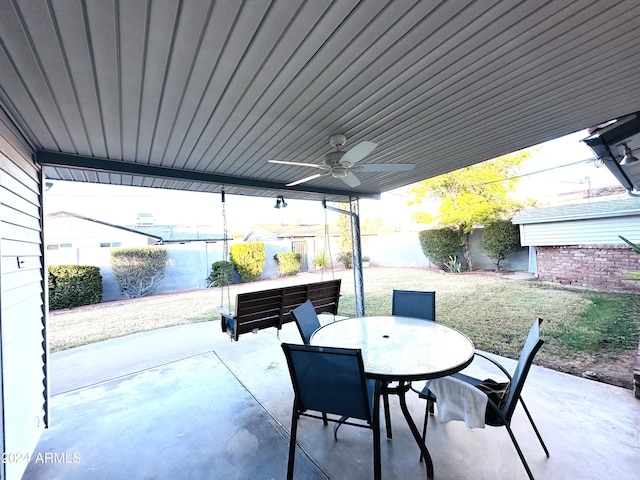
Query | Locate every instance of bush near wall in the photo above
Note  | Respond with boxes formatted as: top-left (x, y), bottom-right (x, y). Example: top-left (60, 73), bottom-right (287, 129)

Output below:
top-left (48, 265), bottom-right (102, 310)
top-left (418, 228), bottom-right (463, 268)
top-left (482, 219), bottom-right (521, 271)
top-left (274, 252), bottom-right (301, 276)
top-left (111, 247), bottom-right (169, 298)
top-left (206, 260), bottom-right (234, 287)
top-left (230, 242), bottom-right (266, 282)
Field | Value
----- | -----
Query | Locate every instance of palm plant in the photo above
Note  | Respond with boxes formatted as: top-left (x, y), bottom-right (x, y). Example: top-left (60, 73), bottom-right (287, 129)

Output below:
top-left (619, 236), bottom-right (640, 281)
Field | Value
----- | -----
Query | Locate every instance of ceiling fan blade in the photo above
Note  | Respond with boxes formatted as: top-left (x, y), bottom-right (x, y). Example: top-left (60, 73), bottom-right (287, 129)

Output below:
top-left (268, 159), bottom-right (326, 169)
top-left (340, 171), bottom-right (361, 187)
top-left (358, 163), bottom-right (415, 172)
top-left (341, 141), bottom-right (377, 165)
top-left (286, 172), bottom-right (328, 187)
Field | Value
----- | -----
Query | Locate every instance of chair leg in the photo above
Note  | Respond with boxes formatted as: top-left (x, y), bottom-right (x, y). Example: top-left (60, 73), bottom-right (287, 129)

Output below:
top-left (322, 412), bottom-right (328, 426)
top-left (505, 423), bottom-right (536, 480)
top-left (373, 418), bottom-right (382, 480)
top-left (287, 407), bottom-right (299, 480)
top-left (419, 397), bottom-right (432, 463)
top-left (519, 398), bottom-right (549, 457)
top-left (383, 392), bottom-right (393, 439)
top-left (334, 415), bottom-right (349, 441)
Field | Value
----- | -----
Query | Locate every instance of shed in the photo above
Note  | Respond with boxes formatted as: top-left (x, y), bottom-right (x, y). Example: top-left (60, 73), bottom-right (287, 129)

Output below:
top-left (512, 197), bottom-right (640, 292)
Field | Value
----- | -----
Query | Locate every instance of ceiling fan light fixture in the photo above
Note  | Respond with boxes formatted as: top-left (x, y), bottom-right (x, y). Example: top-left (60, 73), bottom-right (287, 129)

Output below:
top-left (332, 166), bottom-right (348, 178)
top-left (619, 143), bottom-right (639, 166)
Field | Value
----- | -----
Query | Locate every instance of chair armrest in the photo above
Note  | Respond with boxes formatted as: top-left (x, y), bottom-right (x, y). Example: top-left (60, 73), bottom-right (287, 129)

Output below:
top-left (215, 305), bottom-right (234, 319)
top-left (473, 351), bottom-right (513, 381)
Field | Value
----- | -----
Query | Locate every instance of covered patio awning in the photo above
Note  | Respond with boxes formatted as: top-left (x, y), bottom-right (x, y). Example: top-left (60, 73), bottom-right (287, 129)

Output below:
top-left (1, 0), bottom-right (640, 201)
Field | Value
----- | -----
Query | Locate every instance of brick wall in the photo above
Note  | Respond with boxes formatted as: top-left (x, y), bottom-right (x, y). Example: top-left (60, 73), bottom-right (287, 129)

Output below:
top-left (536, 244), bottom-right (640, 293)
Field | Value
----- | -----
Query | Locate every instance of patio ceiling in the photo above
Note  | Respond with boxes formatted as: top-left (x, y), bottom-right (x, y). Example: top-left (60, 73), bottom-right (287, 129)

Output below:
top-left (2, 0), bottom-right (640, 202)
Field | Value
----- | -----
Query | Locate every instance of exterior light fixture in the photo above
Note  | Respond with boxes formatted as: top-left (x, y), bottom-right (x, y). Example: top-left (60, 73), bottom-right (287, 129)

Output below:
top-left (274, 196), bottom-right (288, 209)
top-left (619, 143), bottom-right (639, 166)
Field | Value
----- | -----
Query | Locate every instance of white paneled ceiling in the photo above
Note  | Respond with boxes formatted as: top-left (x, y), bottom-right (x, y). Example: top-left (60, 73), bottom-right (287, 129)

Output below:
top-left (1, 0), bottom-right (640, 201)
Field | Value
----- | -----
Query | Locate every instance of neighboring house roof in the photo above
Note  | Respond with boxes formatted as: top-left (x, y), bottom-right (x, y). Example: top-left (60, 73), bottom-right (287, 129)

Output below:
top-left (47, 211), bottom-right (227, 243)
top-left (512, 197), bottom-right (640, 225)
top-left (47, 211), bottom-right (163, 242)
top-left (131, 225), bottom-right (227, 243)
top-left (244, 224), bottom-right (333, 241)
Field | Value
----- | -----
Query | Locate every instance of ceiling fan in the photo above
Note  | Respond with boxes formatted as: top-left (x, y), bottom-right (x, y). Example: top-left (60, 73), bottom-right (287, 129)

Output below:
top-left (268, 134), bottom-right (415, 187)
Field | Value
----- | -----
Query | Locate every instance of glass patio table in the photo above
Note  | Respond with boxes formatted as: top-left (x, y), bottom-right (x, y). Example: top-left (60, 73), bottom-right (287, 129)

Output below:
top-left (310, 315), bottom-right (475, 479)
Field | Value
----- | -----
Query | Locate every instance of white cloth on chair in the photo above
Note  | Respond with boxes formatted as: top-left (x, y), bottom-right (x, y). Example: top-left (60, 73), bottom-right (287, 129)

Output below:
top-left (428, 376), bottom-right (488, 429)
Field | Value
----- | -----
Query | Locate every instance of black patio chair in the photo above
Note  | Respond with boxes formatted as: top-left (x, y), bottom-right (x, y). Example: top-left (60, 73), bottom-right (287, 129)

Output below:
top-left (392, 289), bottom-right (436, 320)
top-left (290, 299), bottom-right (321, 345)
top-left (281, 343), bottom-right (382, 480)
top-left (290, 300), bottom-right (330, 425)
top-left (380, 289), bottom-right (436, 438)
top-left (419, 318), bottom-right (549, 480)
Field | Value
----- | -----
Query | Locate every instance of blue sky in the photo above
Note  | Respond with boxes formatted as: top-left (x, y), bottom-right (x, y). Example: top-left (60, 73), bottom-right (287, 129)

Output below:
top-left (44, 129), bottom-right (618, 234)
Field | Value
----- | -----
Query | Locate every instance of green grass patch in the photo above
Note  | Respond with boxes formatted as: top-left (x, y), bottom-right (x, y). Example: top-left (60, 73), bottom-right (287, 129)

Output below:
top-left (554, 293), bottom-right (640, 352)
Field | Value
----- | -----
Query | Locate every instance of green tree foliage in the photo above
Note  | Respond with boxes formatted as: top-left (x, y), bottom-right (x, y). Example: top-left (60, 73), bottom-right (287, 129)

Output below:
top-left (336, 203), bottom-right (353, 253)
top-left (230, 242), bottom-right (266, 282)
top-left (418, 228), bottom-right (463, 268)
top-left (408, 151), bottom-right (530, 270)
top-left (274, 252), bottom-right (301, 276)
top-left (482, 219), bottom-right (521, 271)
top-left (48, 265), bottom-right (102, 310)
top-left (111, 247), bottom-right (169, 298)
top-left (206, 260), bottom-right (233, 287)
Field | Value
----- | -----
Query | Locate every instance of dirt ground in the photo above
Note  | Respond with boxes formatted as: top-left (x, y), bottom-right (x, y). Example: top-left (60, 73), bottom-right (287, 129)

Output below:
top-left (537, 350), bottom-right (637, 390)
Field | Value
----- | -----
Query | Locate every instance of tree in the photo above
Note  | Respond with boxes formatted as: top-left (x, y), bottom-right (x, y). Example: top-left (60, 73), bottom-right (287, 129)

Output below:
top-left (336, 203), bottom-right (352, 253)
top-left (111, 247), bottom-right (169, 298)
top-left (482, 219), bottom-right (521, 271)
top-left (408, 151), bottom-right (530, 270)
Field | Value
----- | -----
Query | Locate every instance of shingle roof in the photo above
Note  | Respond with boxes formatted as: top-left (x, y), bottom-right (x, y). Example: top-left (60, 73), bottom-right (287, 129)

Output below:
top-left (512, 197), bottom-right (640, 225)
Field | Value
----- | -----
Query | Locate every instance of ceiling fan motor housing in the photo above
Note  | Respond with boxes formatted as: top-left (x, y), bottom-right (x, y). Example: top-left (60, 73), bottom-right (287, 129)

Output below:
top-left (323, 150), bottom-right (346, 167)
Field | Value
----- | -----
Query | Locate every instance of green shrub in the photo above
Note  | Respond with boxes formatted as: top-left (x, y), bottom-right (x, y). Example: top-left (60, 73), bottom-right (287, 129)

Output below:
top-left (418, 228), bottom-right (463, 268)
top-left (482, 219), bottom-right (521, 271)
top-left (443, 255), bottom-right (461, 273)
top-left (229, 242), bottom-right (266, 282)
top-left (336, 251), bottom-right (352, 269)
top-left (206, 260), bottom-right (233, 287)
top-left (274, 252), bottom-right (301, 276)
top-left (111, 247), bottom-right (168, 298)
top-left (48, 265), bottom-right (102, 310)
top-left (314, 250), bottom-right (328, 268)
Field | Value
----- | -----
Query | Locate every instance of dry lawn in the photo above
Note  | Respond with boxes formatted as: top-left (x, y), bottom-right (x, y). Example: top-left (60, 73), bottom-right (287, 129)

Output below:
top-left (49, 267), bottom-right (640, 389)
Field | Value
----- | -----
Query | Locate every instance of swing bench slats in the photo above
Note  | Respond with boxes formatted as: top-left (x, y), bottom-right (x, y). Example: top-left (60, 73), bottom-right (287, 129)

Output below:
top-left (220, 279), bottom-right (341, 341)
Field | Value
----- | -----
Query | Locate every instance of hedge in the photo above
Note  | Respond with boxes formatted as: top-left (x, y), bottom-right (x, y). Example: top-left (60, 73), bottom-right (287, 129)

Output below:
top-left (229, 242), bottom-right (266, 282)
top-left (482, 219), bottom-right (521, 271)
top-left (207, 260), bottom-right (234, 287)
top-left (418, 228), bottom-right (463, 268)
top-left (111, 247), bottom-right (168, 298)
top-left (274, 252), bottom-right (301, 276)
top-left (48, 265), bottom-right (102, 310)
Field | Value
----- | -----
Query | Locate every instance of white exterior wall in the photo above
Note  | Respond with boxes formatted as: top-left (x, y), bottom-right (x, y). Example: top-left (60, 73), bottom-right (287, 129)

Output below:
top-left (0, 115), bottom-right (47, 480)
top-left (519, 215), bottom-right (640, 247)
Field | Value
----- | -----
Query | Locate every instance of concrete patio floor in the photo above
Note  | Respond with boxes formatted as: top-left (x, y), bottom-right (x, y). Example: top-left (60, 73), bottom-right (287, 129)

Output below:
top-left (23, 318), bottom-right (640, 480)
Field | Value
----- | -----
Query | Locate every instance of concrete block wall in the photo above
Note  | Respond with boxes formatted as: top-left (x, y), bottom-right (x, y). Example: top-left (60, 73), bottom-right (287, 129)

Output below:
top-left (536, 244), bottom-right (640, 293)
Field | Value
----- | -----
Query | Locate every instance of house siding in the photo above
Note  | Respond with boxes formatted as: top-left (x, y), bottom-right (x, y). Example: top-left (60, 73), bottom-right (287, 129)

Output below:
top-left (0, 115), bottom-right (47, 480)
top-left (536, 244), bottom-right (640, 293)
top-left (519, 216), bottom-right (640, 247)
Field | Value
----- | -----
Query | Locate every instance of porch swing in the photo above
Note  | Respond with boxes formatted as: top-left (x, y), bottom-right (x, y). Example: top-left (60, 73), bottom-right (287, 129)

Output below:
top-left (215, 194), bottom-right (342, 341)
